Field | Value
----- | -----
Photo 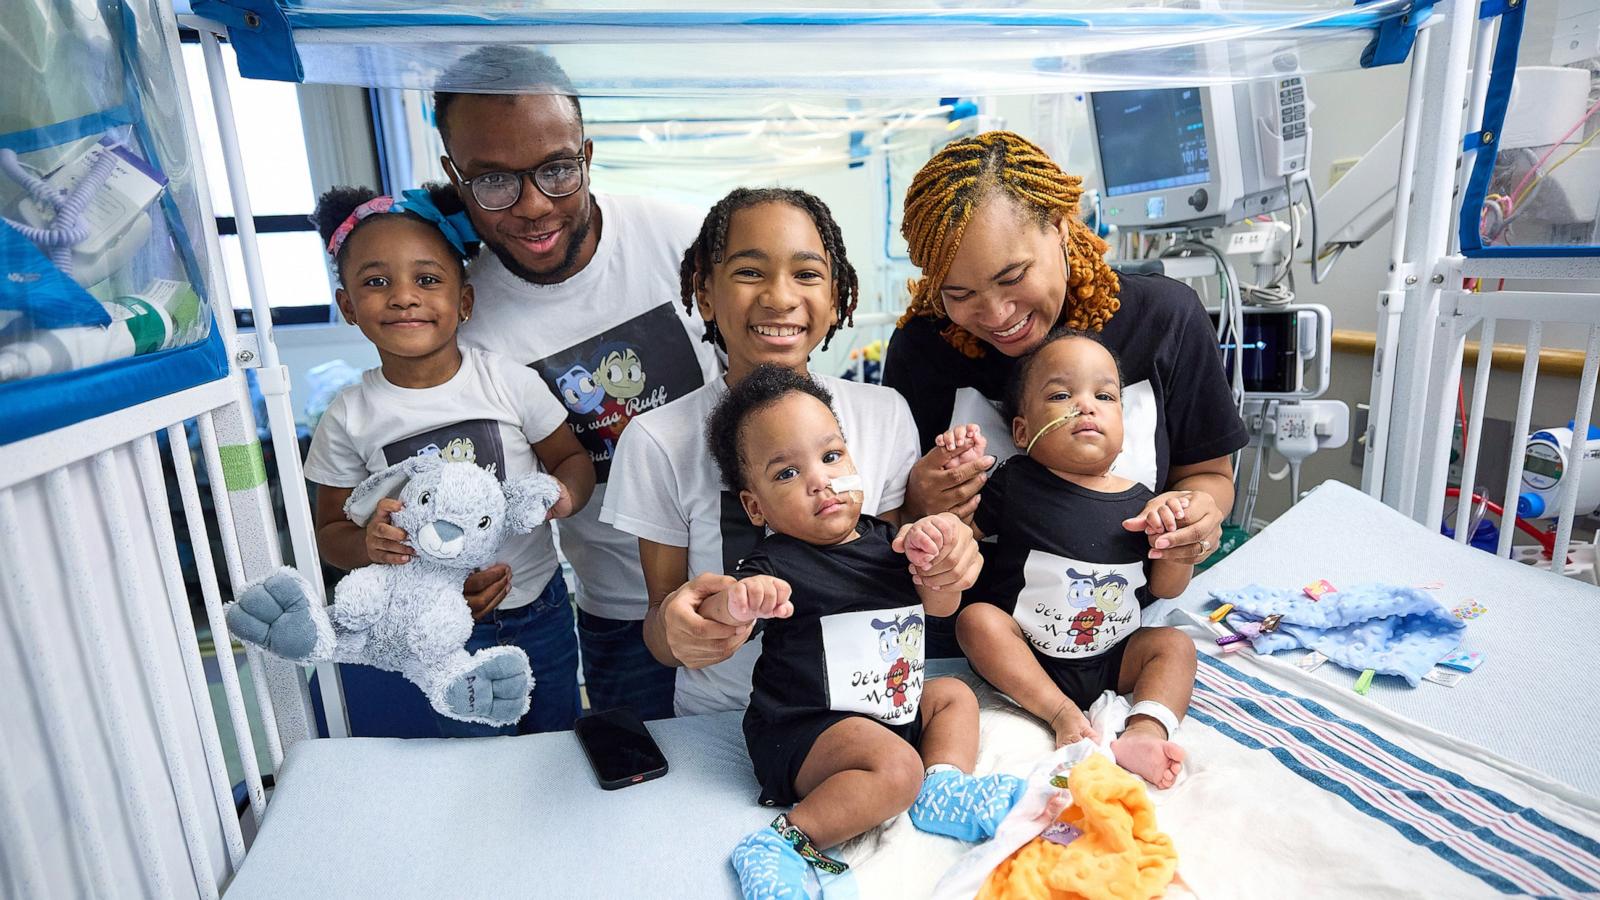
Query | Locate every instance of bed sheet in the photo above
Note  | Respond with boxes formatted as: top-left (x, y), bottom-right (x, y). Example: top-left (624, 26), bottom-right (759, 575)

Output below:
top-left (1161, 481), bottom-right (1600, 796)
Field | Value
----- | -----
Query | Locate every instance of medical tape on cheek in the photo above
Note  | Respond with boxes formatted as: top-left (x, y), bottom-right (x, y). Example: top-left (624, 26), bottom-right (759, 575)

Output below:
top-left (829, 473), bottom-right (864, 495)
top-left (1024, 406), bottom-right (1081, 456)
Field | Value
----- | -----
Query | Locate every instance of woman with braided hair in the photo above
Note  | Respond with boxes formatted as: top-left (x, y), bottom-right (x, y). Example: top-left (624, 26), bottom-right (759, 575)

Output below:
top-left (885, 131), bottom-right (1246, 655)
top-left (602, 187), bottom-right (982, 715)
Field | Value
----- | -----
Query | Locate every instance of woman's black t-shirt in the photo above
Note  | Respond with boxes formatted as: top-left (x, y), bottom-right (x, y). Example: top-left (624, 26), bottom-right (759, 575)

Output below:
top-left (738, 516), bottom-right (928, 731)
top-left (882, 272), bottom-right (1248, 495)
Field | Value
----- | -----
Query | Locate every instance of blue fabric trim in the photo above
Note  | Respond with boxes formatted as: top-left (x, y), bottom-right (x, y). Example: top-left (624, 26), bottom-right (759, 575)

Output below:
top-left (191, 0), bottom-right (303, 82)
top-left (0, 325), bottom-right (230, 445)
top-left (0, 106), bottom-right (139, 155)
top-left (1458, 1), bottom-right (1597, 258)
top-left (1194, 655), bottom-right (1600, 892)
top-left (1358, 0), bottom-right (1431, 68)
top-left (1478, 0), bottom-right (1512, 18)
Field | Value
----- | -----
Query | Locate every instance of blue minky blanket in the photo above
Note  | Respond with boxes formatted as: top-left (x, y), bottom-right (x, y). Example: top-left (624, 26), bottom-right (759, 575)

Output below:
top-left (1209, 583), bottom-right (1465, 687)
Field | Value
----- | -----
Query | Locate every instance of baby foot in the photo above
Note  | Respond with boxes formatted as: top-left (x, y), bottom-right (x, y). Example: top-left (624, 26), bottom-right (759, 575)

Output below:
top-left (1052, 706), bottom-right (1099, 748)
top-left (226, 569), bottom-right (326, 661)
top-left (441, 647), bottom-right (532, 726)
top-left (730, 828), bottom-right (815, 900)
top-left (909, 769), bottom-right (1027, 842)
top-left (1111, 721), bottom-right (1186, 789)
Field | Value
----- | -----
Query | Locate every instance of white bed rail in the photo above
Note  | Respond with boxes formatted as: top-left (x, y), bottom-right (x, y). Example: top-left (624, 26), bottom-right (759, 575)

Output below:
top-left (1410, 282), bottom-right (1600, 571)
top-left (0, 384), bottom-right (295, 897)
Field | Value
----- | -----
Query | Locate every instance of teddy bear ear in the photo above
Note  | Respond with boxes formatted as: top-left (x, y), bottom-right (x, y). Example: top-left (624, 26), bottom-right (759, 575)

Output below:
top-left (344, 455), bottom-right (443, 526)
top-left (502, 472), bottom-right (563, 534)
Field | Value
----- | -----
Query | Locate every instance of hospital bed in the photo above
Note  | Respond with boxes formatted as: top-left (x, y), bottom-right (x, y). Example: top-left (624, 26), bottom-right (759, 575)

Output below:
top-left (3, 0), bottom-right (1600, 898)
top-left (221, 480), bottom-right (1600, 898)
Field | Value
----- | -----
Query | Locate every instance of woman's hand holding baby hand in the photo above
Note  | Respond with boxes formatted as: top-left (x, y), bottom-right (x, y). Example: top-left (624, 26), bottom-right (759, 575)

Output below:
top-left (1132, 491), bottom-right (1192, 535)
top-left (1123, 490), bottom-right (1224, 564)
top-left (365, 498), bottom-right (414, 566)
top-left (935, 424), bottom-right (988, 469)
top-left (724, 575), bottom-right (794, 624)
top-left (906, 425), bottom-right (995, 522)
top-left (895, 513), bottom-right (980, 592)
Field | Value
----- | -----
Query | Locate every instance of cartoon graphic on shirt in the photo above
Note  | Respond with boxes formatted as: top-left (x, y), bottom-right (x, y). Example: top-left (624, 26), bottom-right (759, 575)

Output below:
top-left (596, 346), bottom-right (646, 400)
top-left (556, 364), bottom-right (606, 415)
top-left (870, 612), bottom-right (926, 710)
top-left (1089, 572), bottom-right (1131, 613)
top-left (440, 437), bottom-right (477, 466)
top-left (1068, 608), bottom-right (1105, 646)
top-left (532, 304), bottom-right (704, 482)
top-left (383, 419), bottom-right (508, 482)
top-left (1065, 569), bottom-right (1097, 609)
top-left (1016, 550), bottom-right (1145, 658)
top-left (822, 605), bottom-right (926, 725)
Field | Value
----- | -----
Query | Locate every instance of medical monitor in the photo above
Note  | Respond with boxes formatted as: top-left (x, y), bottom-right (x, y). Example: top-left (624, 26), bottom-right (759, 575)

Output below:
top-left (1089, 75), bottom-right (1310, 230)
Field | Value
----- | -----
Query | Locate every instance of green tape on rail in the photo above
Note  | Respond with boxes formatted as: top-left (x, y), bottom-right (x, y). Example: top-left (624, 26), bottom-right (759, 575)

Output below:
top-left (218, 441), bottom-right (268, 491)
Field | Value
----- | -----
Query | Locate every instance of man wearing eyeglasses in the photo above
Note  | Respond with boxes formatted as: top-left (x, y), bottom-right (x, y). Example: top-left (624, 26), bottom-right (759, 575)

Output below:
top-left (437, 48), bottom-right (719, 722)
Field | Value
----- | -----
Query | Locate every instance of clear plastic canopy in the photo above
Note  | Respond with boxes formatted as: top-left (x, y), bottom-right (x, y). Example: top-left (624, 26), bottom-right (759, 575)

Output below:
top-left (182, 0), bottom-right (1427, 95)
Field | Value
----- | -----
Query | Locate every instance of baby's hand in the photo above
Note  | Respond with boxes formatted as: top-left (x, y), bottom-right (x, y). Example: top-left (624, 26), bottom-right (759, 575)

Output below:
top-left (936, 424), bottom-right (988, 470)
top-left (725, 575), bottom-right (794, 624)
top-left (1135, 491), bottom-right (1193, 535)
top-left (364, 498), bottom-right (414, 565)
top-left (893, 516), bottom-right (948, 570)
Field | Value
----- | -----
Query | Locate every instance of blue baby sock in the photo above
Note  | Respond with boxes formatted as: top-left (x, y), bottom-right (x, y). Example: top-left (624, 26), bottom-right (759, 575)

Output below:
top-left (732, 813), bottom-right (851, 896)
top-left (908, 767), bottom-right (1027, 842)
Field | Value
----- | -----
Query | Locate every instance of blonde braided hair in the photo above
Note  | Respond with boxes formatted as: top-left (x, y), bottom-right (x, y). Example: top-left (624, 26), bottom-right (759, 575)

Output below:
top-left (899, 131), bottom-right (1120, 359)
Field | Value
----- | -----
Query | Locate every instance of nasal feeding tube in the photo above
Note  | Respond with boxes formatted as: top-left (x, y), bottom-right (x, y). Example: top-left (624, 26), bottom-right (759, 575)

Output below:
top-left (1024, 405), bottom-right (1082, 456)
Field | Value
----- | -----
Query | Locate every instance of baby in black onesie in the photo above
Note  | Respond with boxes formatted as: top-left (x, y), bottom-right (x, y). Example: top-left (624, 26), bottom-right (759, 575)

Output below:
top-left (955, 328), bottom-right (1197, 791)
top-left (702, 365), bottom-right (1023, 900)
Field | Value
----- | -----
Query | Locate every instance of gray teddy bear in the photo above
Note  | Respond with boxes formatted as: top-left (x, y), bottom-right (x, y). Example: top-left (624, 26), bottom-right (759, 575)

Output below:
top-left (225, 455), bottom-right (562, 726)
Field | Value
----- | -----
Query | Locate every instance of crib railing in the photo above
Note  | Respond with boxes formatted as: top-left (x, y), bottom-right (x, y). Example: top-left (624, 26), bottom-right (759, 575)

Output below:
top-left (0, 380), bottom-right (317, 898)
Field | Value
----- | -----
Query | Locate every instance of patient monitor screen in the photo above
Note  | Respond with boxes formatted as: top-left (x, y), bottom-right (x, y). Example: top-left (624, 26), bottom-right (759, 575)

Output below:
top-left (1093, 87), bottom-right (1211, 197)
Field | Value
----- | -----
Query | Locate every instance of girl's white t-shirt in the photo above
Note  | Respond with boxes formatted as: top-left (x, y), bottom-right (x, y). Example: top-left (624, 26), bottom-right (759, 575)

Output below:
top-left (303, 346), bottom-right (570, 609)
top-left (601, 373), bottom-right (920, 714)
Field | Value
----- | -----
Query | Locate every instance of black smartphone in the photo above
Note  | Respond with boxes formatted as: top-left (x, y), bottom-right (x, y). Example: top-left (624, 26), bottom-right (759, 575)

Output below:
top-left (573, 707), bottom-right (668, 790)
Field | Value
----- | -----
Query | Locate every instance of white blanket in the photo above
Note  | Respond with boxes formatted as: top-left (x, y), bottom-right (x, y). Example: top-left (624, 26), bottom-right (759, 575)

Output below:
top-left (841, 636), bottom-right (1600, 899)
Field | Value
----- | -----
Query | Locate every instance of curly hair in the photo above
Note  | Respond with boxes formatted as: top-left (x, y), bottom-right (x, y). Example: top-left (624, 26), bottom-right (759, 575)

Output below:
top-left (309, 183), bottom-right (476, 281)
top-left (707, 364), bottom-right (839, 494)
top-left (899, 131), bottom-right (1121, 359)
top-left (679, 187), bottom-right (860, 353)
top-left (1002, 327), bottom-right (1123, 421)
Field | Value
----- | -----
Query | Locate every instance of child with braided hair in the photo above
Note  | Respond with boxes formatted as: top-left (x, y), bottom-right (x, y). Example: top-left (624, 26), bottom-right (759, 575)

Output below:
top-left (603, 187), bottom-right (984, 718)
top-left (884, 130), bottom-right (1247, 658)
top-left (302, 184), bottom-right (595, 737)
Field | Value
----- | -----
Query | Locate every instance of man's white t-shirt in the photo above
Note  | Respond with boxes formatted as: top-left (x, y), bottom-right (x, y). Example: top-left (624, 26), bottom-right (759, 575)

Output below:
top-left (602, 373), bottom-right (920, 714)
top-left (459, 192), bottom-right (719, 621)
top-left (303, 347), bottom-right (570, 609)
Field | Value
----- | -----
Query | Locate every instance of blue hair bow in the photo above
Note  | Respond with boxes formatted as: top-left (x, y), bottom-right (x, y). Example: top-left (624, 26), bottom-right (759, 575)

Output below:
top-left (393, 189), bottom-right (478, 258)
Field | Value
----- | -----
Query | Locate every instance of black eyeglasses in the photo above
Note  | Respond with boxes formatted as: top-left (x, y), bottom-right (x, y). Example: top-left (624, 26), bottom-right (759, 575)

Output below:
top-left (446, 154), bottom-right (586, 211)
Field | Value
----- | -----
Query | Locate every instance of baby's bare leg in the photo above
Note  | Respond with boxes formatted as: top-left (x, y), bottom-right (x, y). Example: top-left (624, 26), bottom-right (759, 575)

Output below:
top-left (788, 718), bottom-right (926, 849)
top-left (1111, 626), bottom-right (1196, 789)
top-left (956, 604), bottom-right (1095, 745)
top-left (916, 677), bottom-right (978, 772)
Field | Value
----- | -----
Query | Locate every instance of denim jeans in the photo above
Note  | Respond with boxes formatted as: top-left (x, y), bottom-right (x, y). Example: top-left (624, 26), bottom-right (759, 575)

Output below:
top-left (434, 573), bottom-right (582, 738)
top-left (577, 609), bottom-right (677, 721)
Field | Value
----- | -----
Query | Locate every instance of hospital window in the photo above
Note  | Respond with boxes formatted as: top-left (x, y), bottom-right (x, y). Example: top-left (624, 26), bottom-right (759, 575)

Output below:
top-left (179, 33), bottom-right (375, 328)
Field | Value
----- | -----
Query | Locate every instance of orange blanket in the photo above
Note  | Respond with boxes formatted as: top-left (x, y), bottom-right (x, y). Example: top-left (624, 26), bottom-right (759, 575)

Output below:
top-left (977, 755), bottom-right (1177, 900)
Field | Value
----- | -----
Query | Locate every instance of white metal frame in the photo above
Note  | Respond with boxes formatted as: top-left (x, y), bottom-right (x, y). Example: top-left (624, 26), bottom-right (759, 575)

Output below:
top-left (1363, 0), bottom-right (1600, 573)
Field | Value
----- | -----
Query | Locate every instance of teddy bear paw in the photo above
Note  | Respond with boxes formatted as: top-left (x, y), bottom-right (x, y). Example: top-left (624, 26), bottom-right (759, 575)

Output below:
top-left (226, 570), bottom-right (321, 661)
top-left (443, 650), bottom-right (533, 725)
